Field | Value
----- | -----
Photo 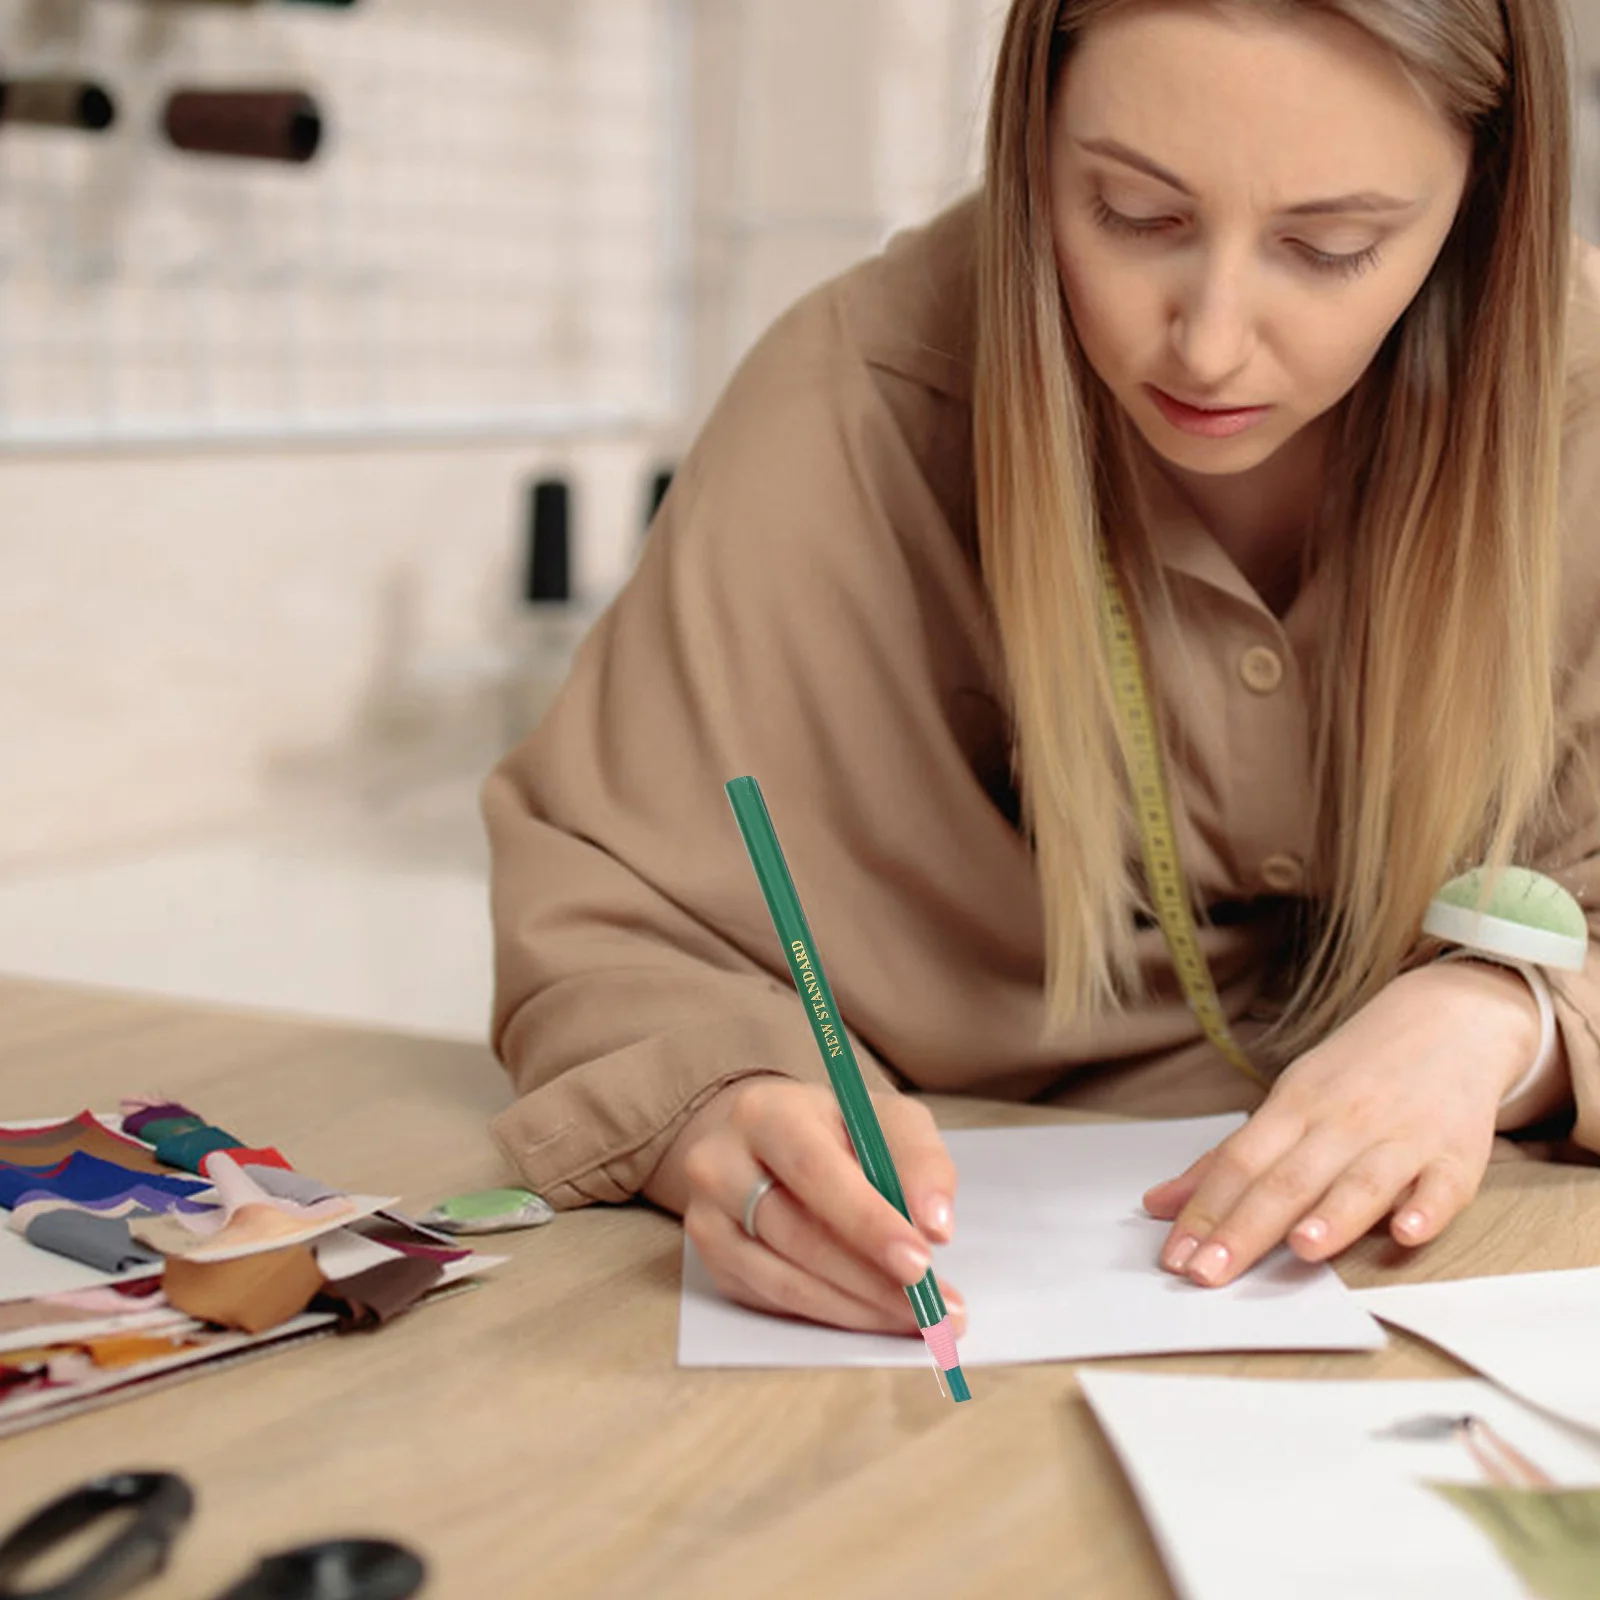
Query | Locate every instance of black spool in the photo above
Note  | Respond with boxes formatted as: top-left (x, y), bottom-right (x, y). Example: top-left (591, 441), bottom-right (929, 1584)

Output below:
top-left (524, 478), bottom-right (571, 605)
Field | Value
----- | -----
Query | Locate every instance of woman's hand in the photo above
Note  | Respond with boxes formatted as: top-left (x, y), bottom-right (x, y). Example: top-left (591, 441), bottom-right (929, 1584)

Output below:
top-left (644, 1077), bottom-right (965, 1336)
top-left (1142, 961), bottom-right (1544, 1288)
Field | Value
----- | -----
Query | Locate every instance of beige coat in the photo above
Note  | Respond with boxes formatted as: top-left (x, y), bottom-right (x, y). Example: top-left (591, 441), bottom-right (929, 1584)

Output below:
top-left (483, 198), bottom-right (1600, 1209)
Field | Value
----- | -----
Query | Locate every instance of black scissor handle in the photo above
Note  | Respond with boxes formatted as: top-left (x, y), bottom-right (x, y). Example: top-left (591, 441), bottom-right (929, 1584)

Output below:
top-left (209, 1539), bottom-right (426, 1600)
top-left (0, 1471), bottom-right (195, 1600)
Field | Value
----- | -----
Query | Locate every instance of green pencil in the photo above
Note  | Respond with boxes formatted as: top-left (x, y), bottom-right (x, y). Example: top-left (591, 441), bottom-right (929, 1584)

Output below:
top-left (725, 776), bottom-right (971, 1403)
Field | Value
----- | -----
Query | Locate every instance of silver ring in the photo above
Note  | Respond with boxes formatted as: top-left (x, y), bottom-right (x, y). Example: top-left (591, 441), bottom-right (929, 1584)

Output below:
top-left (741, 1172), bottom-right (777, 1240)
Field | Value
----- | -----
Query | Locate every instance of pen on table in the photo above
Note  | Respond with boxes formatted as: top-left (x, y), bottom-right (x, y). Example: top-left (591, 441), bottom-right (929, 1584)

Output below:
top-left (724, 775), bottom-right (972, 1402)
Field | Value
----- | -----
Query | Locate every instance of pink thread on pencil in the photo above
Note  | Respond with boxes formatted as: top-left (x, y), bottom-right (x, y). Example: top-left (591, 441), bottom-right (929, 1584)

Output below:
top-left (921, 1317), bottom-right (960, 1369)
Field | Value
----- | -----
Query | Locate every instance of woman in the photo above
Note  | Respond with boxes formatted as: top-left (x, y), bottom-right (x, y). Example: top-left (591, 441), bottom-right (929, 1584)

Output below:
top-left (484, 0), bottom-right (1600, 1340)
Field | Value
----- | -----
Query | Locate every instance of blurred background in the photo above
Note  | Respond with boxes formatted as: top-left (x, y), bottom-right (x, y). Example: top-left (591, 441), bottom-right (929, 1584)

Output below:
top-left (1, 0), bottom-right (1598, 1046)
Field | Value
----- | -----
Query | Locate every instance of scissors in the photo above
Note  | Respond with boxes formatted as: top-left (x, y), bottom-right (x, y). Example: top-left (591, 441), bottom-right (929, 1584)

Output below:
top-left (0, 1471), bottom-right (426, 1600)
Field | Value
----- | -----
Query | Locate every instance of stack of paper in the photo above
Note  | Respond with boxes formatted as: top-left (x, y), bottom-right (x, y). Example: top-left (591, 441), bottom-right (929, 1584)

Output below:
top-left (1079, 1370), bottom-right (1600, 1599)
top-left (678, 1115), bottom-right (1385, 1369)
top-left (1356, 1268), bottom-right (1600, 1439)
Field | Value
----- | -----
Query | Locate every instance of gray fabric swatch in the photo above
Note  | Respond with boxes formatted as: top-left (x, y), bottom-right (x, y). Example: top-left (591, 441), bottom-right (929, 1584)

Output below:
top-left (24, 1208), bottom-right (164, 1272)
top-left (242, 1165), bottom-right (342, 1204)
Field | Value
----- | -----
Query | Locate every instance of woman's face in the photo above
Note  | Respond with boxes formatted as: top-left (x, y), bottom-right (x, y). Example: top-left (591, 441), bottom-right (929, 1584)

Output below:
top-left (1049, 1), bottom-right (1473, 477)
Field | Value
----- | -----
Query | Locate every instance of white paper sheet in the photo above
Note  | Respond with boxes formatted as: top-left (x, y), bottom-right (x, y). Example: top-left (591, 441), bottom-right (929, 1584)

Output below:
top-left (1078, 1370), bottom-right (1600, 1600)
top-left (1356, 1267), bottom-right (1600, 1440)
top-left (678, 1115), bottom-right (1385, 1369)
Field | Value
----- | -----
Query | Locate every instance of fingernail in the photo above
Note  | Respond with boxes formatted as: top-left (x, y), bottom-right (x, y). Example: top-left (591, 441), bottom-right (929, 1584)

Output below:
top-left (925, 1194), bottom-right (953, 1241)
top-left (1293, 1217), bottom-right (1328, 1249)
top-left (1395, 1210), bottom-right (1426, 1240)
top-left (1189, 1242), bottom-right (1231, 1285)
top-left (889, 1241), bottom-right (933, 1284)
top-left (944, 1292), bottom-right (966, 1335)
top-left (1163, 1233), bottom-right (1200, 1273)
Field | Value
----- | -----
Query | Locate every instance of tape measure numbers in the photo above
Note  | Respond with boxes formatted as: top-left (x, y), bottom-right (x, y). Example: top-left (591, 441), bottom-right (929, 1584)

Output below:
top-left (1094, 542), bottom-right (1271, 1089)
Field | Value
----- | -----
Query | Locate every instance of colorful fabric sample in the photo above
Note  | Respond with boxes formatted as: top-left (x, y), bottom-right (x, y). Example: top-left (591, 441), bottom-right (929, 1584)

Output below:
top-left (242, 1166), bottom-right (340, 1205)
top-left (118, 1097), bottom-right (252, 1174)
top-left (316, 1258), bottom-right (444, 1330)
top-left (0, 1154), bottom-right (209, 1210)
top-left (0, 1112), bottom-right (167, 1176)
top-left (148, 1126), bottom-right (244, 1172)
top-left (83, 1331), bottom-right (199, 1368)
top-left (7, 1190), bottom-right (217, 1235)
top-left (0, 1299), bottom-right (106, 1338)
top-left (205, 1146), bottom-right (291, 1175)
top-left (117, 1098), bottom-right (194, 1136)
top-left (163, 1244), bottom-right (325, 1334)
top-left (127, 1154), bottom-right (352, 1262)
top-left (22, 1210), bottom-right (163, 1273)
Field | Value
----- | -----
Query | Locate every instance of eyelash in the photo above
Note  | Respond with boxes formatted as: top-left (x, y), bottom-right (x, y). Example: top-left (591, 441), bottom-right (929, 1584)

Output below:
top-left (1088, 197), bottom-right (1383, 280)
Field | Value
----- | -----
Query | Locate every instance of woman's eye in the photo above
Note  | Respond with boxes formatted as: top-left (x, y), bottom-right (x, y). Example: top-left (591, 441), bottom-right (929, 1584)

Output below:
top-left (1090, 198), bottom-right (1169, 236)
top-left (1088, 197), bottom-right (1383, 280)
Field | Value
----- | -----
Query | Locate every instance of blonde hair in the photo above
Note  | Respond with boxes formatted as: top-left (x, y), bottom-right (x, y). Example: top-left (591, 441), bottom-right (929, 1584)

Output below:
top-left (975, 0), bottom-right (1574, 1061)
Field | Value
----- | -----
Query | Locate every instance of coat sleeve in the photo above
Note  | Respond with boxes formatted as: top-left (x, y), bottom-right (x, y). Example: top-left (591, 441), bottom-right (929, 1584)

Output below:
top-left (482, 284), bottom-right (992, 1207)
top-left (1527, 375), bottom-right (1600, 1154)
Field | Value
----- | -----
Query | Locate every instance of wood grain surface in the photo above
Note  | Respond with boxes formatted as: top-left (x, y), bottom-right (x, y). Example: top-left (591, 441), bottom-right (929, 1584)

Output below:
top-left (4, 975), bottom-right (1599, 1599)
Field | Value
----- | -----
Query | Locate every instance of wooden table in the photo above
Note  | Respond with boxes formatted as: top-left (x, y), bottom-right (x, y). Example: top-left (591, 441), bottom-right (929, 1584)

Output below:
top-left (6, 975), bottom-right (1600, 1599)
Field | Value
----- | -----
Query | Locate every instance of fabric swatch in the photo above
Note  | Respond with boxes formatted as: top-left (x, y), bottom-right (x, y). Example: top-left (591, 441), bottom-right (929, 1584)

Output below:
top-left (125, 1153), bottom-right (352, 1262)
top-left (316, 1257), bottom-right (443, 1330)
top-left (150, 1126), bottom-right (244, 1172)
top-left (354, 1237), bottom-right (469, 1265)
top-left (0, 1153), bottom-right (209, 1210)
top-left (8, 1190), bottom-right (218, 1234)
top-left (23, 1210), bottom-right (163, 1273)
top-left (131, 1207), bottom-right (330, 1258)
top-left (118, 1097), bottom-right (251, 1175)
top-left (83, 1331), bottom-right (199, 1369)
top-left (0, 1113), bottom-right (167, 1176)
top-left (205, 1146), bottom-right (291, 1175)
top-left (0, 1299), bottom-right (106, 1337)
top-left (163, 1244), bottom-right (325, 1334)
top-left (243, 1166), bottom-right (340, 1205)
top-left (0, 1364), bottom-right (46, 1401)
top-left (117, 1098), bottom-right (194, 1137)
top-left (39, 1282), bottom-right (165, 1314)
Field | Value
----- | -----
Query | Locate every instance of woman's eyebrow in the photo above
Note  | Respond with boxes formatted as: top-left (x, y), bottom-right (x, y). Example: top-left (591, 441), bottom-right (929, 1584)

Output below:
top-left (1075, 136), bottom-right (1420, 216)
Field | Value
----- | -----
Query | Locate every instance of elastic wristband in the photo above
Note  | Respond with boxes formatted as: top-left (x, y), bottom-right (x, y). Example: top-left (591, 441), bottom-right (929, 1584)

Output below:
top-left (1435, 949), bottom-right (1557, 1105)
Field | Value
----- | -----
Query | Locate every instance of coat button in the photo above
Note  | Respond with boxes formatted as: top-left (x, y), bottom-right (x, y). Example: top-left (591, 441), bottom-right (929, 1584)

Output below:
top-left (1239, 646), bottom-right (1285, 694)
top-left (1261, 854), bottom-right (1305, 892)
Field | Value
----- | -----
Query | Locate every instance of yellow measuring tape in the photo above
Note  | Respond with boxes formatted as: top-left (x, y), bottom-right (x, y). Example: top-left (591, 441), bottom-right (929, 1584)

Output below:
top-left (1094, 542), bottom-right (1272, 1089)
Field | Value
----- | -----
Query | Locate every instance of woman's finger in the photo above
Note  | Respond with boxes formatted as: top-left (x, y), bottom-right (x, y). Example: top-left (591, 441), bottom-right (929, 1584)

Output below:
top-left (1285, 1140), bottom-right (1425, 1261)
top-left (1178, 1126), bottom-right (1359, 1286)
top-left (724, 1169), bottom-right (954, 1325)
top-left (877, 1095), bottom-right (961, 1242)
top-left (688, 1202), bottom-right (965, 1336)
top-left (1161, 1114), bottom-right (1304, 1274)
top-left (1386, 1156), bottom-right (1481, 1247)
top-left (737, 1092), bottom-right (941, 1288)
top-left (1142, 1149), bottom-right (1216, 1220)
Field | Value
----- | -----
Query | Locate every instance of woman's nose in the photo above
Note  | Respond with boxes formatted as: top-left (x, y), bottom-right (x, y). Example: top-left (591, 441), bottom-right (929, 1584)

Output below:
top-left (1169, 270), bottom-right (1255, 391)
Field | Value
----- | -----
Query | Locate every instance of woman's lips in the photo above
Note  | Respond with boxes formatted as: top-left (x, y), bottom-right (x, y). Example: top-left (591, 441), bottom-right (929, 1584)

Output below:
top-left (1148, 385), bottom-right (1272, 439)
